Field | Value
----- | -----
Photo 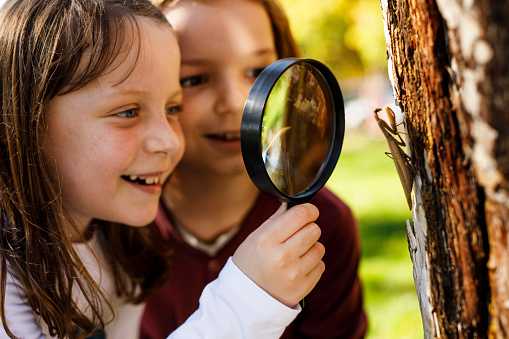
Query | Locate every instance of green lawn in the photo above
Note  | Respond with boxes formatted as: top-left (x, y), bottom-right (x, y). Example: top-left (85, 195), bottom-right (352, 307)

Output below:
top-left (325, 131), bottom-right (424, 338)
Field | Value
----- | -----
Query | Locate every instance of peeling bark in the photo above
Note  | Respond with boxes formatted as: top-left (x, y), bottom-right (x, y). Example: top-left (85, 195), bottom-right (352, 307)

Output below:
top-left (379, 0), bottom-right (505, 337)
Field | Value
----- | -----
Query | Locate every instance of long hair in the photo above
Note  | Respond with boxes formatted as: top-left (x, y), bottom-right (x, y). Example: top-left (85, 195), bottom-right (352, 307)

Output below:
top-left (155, 0), bottom-right (301, 58)
top-left (0, 0), bottom-right (172, 337)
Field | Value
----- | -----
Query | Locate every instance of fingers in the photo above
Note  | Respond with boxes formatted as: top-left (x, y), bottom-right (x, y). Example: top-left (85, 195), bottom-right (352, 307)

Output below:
top-left (232, 203), bottom-right (325, 308)
top-left (283, 222), bottom-right (322, 257)
top-left (299, 241), bottom-right (326, 276)
top-left (296, 245), bottom-right (326, 300)
top-left (305, 257), bottom-right (326, 288)
top-left (281, 244), bottom-right (325, 306)
top-left (261, 203), bottom-right (319, 243)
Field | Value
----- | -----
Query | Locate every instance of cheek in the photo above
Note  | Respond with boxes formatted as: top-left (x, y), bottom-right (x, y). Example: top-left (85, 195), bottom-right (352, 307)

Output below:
top-left (83, 131), bottom-right (126, 159)
top-left (181, 90), bottom-right (213, 128)
top-left (178, 110), bottom-right (203, 139)
top-left (104, 130), bottom-right (137, 153)
top-left (73, 129), bottom-right (138, 180)
top-left (173, 122), bottom-right (186, 163)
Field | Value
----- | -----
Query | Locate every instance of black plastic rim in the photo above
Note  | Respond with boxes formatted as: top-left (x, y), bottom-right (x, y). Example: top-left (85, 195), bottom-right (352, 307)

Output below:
top-left (241, 58), bottom-right (345, 204)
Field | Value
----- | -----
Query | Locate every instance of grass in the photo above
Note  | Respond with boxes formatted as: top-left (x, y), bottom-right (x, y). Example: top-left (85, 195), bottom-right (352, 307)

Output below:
top-left (325, 130), bottom-right (424, 338)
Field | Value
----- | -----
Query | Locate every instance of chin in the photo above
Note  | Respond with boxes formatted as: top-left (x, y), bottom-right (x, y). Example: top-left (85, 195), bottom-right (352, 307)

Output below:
top-left (116, 209), bottom-right (158, 227)
top-left (222, 165), bottom-right (249, 177)
top-left (125, 221), bottom-right (152, 227)
top-left (129, 215), bottom-right (157, 227)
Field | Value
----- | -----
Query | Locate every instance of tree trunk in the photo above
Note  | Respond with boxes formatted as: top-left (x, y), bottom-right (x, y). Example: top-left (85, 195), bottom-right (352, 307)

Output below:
top-left (380, 0), bottom-right (509, 337)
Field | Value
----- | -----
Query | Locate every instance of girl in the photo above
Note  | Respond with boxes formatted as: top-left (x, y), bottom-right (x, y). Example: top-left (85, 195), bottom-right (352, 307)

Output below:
top-left (0, 0), bottom-right (325, 338)
top-left (141, 0), bottom-right (368, 338)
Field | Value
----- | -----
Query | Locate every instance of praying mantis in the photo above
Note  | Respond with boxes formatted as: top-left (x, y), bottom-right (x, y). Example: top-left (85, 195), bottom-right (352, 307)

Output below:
top-left (373, 107), bottom-right (414, 210)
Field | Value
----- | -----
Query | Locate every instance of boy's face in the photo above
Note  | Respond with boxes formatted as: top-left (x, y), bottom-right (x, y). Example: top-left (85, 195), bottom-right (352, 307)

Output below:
top-left (42, 18), bottom-right (184, 232)
top-left (165, 0), bottom-right (278, 177)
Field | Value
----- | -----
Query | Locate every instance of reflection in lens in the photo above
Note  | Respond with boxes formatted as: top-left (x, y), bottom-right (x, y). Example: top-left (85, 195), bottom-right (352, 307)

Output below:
top-left (261, 63), bottom-right (333, 196)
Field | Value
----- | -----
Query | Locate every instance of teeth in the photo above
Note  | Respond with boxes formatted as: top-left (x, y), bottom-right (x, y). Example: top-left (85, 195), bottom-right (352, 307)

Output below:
top-left (124, 174), bottom-right (161, 185)
top-left (213, 132), bottom-right (240, 141)
top-left (224, 132), bottom-right (240, 141)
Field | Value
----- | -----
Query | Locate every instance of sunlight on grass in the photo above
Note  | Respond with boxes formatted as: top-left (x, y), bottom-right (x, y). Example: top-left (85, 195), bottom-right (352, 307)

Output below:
top-left (326, 130), bottom-right (423, 338)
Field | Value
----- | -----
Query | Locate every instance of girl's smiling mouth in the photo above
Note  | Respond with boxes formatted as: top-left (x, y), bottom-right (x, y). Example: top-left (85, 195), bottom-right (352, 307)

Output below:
top-left (121, 174), bottom-right (162, 185)
top-left (205, 131), bottom-right (240, 142)
top-left (206, 131), bottom-right (241, 142)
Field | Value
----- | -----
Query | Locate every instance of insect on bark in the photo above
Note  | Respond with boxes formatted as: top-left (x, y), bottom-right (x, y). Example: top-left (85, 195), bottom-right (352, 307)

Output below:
top-left (373, 107), bottom-right (414, 210)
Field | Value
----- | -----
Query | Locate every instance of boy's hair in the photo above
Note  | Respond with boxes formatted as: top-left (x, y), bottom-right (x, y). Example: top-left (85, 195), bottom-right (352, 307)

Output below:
top-left (0, 0), bottom-right (172, 337)
top-left (155, 0), bottom-right (301, 58)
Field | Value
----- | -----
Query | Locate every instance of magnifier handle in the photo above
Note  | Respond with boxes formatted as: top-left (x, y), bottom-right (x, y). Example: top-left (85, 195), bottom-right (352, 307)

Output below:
top-left (285, 202), bottom-right (295, 209)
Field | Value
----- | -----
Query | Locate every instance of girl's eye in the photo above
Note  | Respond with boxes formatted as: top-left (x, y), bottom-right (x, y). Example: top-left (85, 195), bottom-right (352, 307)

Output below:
top-left (246, 67), bottom-right (265, 79)
top-left (116, 109), bottom-right (138, 118)
top-left (180, 75), bottom-right (208, 88)
top-left (166, 105), bottom-right (182, 116)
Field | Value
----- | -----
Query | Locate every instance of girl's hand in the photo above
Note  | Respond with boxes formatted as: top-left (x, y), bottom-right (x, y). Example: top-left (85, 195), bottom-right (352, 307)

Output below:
top-left (232, 203), bottom-right (325, 308)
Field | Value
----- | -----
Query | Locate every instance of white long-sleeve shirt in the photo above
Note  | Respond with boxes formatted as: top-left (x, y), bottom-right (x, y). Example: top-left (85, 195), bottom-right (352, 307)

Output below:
top-left (1, 234), bottom-right (299, 339)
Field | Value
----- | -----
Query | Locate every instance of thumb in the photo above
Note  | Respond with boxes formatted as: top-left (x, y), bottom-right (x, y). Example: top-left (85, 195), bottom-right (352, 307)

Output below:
top-left (268, 202), bottom-right (288, 221)
top-left (258, 203), bottom-right (319, 243)
top-left (257, 202), bottom-right (287, 229)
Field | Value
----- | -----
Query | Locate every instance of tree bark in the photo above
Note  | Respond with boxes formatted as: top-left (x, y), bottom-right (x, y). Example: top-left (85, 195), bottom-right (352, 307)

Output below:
top-left (380, 0), bottom-right (509, 337)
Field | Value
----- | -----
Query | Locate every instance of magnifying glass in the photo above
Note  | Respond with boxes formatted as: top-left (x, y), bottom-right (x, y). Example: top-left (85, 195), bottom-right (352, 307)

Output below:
top-left (241, 58), bottom-right (345, 206)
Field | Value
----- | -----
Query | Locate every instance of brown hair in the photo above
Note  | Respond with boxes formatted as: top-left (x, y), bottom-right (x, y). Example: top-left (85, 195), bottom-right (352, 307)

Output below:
top-left (155, 0), bottom-right (301, 58)
top-left (0, 0), bottom-right (172, 337)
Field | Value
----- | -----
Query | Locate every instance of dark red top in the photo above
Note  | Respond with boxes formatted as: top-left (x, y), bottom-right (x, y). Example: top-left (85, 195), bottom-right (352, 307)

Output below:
top-left (140, 188), bottom-right (367, 338)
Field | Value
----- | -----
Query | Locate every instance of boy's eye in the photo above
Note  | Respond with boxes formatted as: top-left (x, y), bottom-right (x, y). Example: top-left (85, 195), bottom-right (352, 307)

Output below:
top-left (180, 75), bottom-right (207, 88)
top-left (166, 105), bottom-right (182, 116)
top-left (116, 109), bottom-right (138, 118)
top-left (246, 68), bottom-right (265, 79)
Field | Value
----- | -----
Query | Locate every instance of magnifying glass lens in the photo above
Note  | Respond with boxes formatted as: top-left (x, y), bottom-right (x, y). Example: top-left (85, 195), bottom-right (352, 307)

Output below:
top-left (261, 63), bottom-right (333, 196)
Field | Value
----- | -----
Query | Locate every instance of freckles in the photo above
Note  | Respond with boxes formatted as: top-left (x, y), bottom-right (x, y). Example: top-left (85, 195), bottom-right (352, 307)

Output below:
top-left (74, 127), bottom-right (138, 173)
top-left (107, 130), bottom-right (140, 159)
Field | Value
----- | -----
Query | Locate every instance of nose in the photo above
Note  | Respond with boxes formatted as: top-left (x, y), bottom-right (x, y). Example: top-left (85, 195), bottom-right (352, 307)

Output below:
top-left (145, 113), bottom-right (183, 156)
top-left (214, 72), bottom-right (248, 115)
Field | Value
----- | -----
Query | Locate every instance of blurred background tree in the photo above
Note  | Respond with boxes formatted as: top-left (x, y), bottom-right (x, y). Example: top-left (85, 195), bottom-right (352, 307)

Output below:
top-left (277, 0), bottom-right (424, 338)
top-left (279, 0), bottom-right (387, 79)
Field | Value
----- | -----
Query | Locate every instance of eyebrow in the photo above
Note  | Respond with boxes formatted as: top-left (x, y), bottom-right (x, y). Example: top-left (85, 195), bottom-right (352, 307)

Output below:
top-left (181, 47), bottom-right (276, 65)
top-left (118, 88), bottom-right (183, 99)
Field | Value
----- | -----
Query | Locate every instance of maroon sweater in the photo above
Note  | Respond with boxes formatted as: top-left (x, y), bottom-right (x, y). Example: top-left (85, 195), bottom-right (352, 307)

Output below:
top-left (140, 188), bottom-right (367, 339)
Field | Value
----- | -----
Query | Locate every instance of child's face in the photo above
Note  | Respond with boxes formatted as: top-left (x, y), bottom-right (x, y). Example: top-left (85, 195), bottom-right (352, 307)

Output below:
top-left (42, 18), bottom-right (184, 230)
top-left (165, 0), bottom-right (277, 176)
